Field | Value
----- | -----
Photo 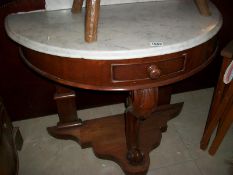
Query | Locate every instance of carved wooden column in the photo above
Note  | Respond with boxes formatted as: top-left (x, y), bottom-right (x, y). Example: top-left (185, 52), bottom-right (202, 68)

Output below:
top-left (85, 0), bottom-right (101, 42)
top-left (54, 85), bottom-right (82, 128)
top-left (125, 88), bottom-right (158, 164)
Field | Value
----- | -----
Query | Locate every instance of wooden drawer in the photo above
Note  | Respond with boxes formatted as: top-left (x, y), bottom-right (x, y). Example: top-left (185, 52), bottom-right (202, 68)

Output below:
top-left (22, 37), bottom-right (216, 90)
top-left (111, 54), bottom-right (187, 82)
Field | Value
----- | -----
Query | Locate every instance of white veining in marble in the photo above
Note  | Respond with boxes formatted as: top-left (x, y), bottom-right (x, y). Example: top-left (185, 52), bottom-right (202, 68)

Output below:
top-left (5, 0), bottom-right (222, 60)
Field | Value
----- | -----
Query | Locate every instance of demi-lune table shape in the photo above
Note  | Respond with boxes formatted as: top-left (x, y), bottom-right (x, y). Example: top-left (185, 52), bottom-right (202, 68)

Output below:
top-left (5, 1), bottom-right (222, 174)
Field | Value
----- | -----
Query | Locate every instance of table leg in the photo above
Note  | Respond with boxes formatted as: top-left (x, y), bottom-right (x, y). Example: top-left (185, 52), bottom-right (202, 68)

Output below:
top-left (126, 88), bottom-right (158, 165)
top-left (54, 85), bottom-right (82, 128)
top-left (85, 0), bottom-right (101, 42)
top-left (72, 0), bottom-right (84, 13)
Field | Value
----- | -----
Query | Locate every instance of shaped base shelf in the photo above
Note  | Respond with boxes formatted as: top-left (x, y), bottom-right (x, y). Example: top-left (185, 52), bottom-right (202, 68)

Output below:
top-left (48, 102), bottom-right (183, 175)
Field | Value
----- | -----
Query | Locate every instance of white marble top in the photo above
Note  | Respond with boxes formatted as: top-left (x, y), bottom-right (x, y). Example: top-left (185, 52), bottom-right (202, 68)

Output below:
top-left (45, 0), bottom-right (172, 11)
top-left (5, 0), bottom-right (222, 60)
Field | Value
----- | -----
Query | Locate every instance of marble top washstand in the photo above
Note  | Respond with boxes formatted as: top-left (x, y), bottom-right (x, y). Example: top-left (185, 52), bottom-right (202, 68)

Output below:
top-left (4, 1), bottom-right (222, 175)
top-left (5, 0), bottom-right (222, 60)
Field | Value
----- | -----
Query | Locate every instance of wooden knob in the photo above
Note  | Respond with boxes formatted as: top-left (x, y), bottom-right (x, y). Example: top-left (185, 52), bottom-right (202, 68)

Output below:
top-left (147, 65), bottom-right (161, 79)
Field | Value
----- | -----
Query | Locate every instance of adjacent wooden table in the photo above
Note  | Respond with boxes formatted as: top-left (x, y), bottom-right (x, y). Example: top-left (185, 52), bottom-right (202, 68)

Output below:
top-left (5, 1), bottom-right (222, 174)
top-left (200, 40), bottom-right (233, 155)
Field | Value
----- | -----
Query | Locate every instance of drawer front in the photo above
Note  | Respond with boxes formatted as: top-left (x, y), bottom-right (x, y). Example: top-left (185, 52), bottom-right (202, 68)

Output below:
top-left (22, 37), bottom-right (216, 91)
top-left (112, 54), bottom-right (187, 82)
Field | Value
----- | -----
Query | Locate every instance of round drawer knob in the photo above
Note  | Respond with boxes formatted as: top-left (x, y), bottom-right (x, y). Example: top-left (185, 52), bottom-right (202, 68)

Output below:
top-left (147, 65), bottom-right (161, 79)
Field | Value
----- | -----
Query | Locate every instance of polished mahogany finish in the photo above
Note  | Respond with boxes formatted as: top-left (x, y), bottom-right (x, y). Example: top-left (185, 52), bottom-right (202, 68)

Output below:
top-left (54, 85), bottom-right (83, 128)
top-left (125, 88), bottom-right (158, 164)
top-left (0, 0), bottom-right (130, 121)
top-left (20, 36), bottom-right (218, 174)
top-left (48, 102), bottom-right (183, 175)
top-left (147, 65), bottom-right (161, 80)
top-left (21, 37), bottom-right (217, 91)
top-left (1, 0), bottom-right (232, 122)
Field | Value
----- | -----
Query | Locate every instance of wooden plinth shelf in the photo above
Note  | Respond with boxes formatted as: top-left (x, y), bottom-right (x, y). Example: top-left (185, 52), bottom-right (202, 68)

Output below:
top-left (48, 102), bottom-right (183, 175)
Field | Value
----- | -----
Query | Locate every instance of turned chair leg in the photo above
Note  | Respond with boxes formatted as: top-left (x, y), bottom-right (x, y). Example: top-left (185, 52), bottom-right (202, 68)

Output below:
top-left (85, 0), bottom-right (101, 42)
top-left (125, 88), bottom-right (158, 165)
top-left (208, 106), bottom-right (233, 155)
top-left (194, 0), bottom-right (211, 16)
top-left (200, 59), bottom-right (230, 150)
top-left (72, 0), bottom-right (84, 13)
top-left (200, 81), bottom-right (233, 151)
top-left (201, 40), bottom-right (233, 155)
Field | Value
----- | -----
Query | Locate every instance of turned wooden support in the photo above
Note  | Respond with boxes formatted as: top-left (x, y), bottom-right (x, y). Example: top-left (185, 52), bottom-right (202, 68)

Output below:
top-left (125, 88), bottom-right (158, 165)
top-left (195, 0), bottom-right (211, 16)
top-left (54, 85), bottom-right (82, 128)
top-left (72, 0), bottom-right (84, 13)
top-left (85, 0), bottom-right (101, 42)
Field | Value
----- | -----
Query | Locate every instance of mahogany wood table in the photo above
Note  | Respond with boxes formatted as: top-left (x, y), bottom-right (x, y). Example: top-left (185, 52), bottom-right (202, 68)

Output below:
top-left (5, 1), bottom-right (222, 174)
